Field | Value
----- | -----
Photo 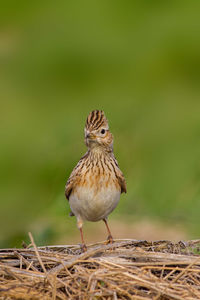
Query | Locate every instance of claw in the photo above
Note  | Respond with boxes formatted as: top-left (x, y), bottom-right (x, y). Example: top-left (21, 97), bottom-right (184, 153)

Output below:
top-left (104, 234), bottom-right (114, 244)
top-left (103, 219), bottom-right (114, 245)
top-left (81, 243), bottom-right (87, 252)
top-left (107, 234), bottom-right (113, 244)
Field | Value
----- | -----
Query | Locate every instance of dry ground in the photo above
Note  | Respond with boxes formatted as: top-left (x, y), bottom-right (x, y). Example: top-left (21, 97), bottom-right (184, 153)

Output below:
top-left (0, 233), bottom-right (200, 299)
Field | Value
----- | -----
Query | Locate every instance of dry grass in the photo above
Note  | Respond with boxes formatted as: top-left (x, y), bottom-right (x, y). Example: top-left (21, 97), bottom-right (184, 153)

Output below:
top-left (0, 233), bottom-right (200, 299)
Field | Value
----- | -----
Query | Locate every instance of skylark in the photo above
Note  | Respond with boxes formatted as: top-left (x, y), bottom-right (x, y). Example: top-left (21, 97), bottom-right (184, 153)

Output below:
top-left (65, 110), bottom-right (126, 251)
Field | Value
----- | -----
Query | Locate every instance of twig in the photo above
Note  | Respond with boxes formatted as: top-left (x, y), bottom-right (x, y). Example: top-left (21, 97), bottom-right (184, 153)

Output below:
top-left (28, 232), bottom-right (48, 276)
top-left (49, 240), bottom-right (131, 275)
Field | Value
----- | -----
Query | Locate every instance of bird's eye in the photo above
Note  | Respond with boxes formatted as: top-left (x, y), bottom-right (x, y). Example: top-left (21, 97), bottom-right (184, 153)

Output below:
top-left (101, 129), bottom-right (105, 135)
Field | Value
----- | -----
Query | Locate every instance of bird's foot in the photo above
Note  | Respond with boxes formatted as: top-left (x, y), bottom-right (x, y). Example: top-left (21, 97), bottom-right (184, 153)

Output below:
top-left (81, 243), bottom-right (87, 252)
top-left (105, 234), bottom-right (114, 244)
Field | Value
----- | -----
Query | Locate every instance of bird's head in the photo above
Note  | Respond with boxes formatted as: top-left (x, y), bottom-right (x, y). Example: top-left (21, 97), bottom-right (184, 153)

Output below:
top-left (84, 110), bottom-right (113, 151)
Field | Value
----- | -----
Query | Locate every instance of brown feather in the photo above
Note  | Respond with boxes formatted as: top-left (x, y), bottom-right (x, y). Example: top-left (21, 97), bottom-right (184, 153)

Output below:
top-left (65, 152), bottom-right (89, 200)
top-left (85, 110), bottom-right (108, 131)
top-left (65, 180), bottom-right (73, 200)
top-left (117, 172), bottom-right (127, 194)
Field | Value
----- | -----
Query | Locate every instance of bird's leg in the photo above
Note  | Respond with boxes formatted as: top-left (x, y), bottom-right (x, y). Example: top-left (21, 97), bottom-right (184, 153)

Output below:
top-left (77, 217), bottom-right (87, 252)
top-left (103, 218), bottom-right (113, 244)
top-left (79, 227), bottom-right (87, 252)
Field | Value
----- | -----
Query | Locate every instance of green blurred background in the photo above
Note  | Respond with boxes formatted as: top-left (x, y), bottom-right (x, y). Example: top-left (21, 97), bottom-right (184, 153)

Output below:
top-left (1, 1), bottom-right (200, 248)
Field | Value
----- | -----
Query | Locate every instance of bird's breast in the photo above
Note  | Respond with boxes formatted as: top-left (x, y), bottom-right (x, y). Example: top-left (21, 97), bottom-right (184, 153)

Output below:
top-left (69, 173), bottom-right (121, 222)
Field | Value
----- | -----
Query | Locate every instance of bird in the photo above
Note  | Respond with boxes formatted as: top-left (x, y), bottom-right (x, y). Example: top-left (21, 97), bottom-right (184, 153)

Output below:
top-left (65, 110), bottom-right (126, 251)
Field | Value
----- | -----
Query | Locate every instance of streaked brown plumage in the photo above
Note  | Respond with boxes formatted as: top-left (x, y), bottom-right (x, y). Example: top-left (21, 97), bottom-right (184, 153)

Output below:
top-left (65, 110), bottom-right (126, 251)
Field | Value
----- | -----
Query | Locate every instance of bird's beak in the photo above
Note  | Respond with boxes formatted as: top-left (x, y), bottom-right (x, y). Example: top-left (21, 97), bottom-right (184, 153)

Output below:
top-left (86, 133), bottom-right (95, 140)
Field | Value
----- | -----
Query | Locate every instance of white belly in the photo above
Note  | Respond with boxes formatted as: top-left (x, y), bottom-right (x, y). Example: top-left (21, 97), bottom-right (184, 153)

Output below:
top-left (69, 185), bottom-right (120, 222)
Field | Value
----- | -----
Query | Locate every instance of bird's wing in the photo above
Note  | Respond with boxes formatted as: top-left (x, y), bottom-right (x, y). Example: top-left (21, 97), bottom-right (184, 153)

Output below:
top-left (65, 164), bottom-right (81, 200)
top-left (118, 173), bottom-right (126, 193)
top-left (117, 171), bottom-right (127, 194)
top-left (112, 155), bottom-right (127, 194)
top-left (65, 151), bottom-right (89, 200)
top-left (65, 173), bottom-right (76, 200)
